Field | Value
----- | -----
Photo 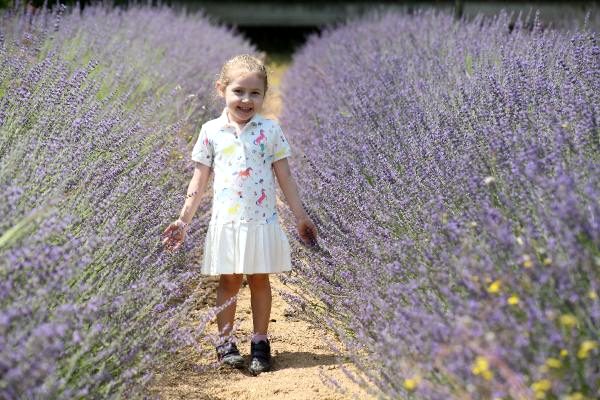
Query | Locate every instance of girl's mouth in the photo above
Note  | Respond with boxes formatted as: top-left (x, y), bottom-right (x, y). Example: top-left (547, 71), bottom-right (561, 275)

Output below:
top-left (238, 106), bottom-right (253, 113)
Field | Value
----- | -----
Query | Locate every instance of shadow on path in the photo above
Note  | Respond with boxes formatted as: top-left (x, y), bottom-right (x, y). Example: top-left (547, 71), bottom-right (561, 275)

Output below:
top-left (272, 351), bottom-right (342, 370)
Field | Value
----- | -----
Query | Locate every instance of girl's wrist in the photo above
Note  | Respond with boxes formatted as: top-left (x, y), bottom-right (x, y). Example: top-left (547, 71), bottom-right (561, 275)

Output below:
top-left (175, 218), bottom-right (190, 231)
top-left (294, 210), bottom-right (309, 221)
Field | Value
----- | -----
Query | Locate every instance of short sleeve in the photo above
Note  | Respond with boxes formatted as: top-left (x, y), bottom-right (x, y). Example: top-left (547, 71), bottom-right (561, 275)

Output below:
top-left (191, 125), bottom-right (214, 167)
top-left (271, 124), bottom-right (292, 162)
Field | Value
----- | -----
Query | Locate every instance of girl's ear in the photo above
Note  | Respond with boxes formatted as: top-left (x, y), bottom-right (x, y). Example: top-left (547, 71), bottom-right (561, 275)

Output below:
top-left (215, 81), bottom-right (225, 97)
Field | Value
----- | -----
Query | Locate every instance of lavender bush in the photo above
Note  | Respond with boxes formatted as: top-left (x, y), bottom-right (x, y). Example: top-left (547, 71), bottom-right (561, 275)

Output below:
top-left (280, 10), bottom-right (599, 400)
top-left (1, 4), bottom-right (253, 398)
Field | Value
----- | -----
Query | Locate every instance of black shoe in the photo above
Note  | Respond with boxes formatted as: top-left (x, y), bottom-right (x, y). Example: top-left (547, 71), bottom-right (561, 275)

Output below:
top-left (216, 341), bottom-right (245, 369)
top-left (248, 339), bottom-right (271, 375)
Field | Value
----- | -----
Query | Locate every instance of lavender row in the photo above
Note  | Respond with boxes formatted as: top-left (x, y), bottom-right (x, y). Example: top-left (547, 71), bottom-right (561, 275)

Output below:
top-left (280, 10), bottom-right (599, 400)
top-left (0, 4), bottom-right (252, 399)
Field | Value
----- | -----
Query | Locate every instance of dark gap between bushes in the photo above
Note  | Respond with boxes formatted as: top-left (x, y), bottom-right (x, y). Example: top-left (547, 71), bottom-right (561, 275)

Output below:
top-left (236, 25), bottom-right (322, 60)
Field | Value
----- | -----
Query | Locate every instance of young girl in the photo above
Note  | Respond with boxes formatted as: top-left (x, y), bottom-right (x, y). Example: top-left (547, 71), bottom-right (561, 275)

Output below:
top-left (161, 54), bottom-right (318, 376)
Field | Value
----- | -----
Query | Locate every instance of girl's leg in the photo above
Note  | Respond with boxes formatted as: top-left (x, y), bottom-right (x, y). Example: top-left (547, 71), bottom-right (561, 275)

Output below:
top-left (216, 273), bottom-right (243, 338)
top-left (246, 273), bottom-right (272, 335)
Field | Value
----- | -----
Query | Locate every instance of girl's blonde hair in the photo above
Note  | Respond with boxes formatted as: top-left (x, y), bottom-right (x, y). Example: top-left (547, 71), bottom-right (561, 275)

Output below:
top-left (218, 54), bottom-right (268, 93)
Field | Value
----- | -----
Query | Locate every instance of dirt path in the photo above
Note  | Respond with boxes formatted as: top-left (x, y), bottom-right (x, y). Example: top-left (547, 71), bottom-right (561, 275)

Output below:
top-left (146, 60), bottom-right (375, 400)
top-left (147, 275), bottom-right (371, 400)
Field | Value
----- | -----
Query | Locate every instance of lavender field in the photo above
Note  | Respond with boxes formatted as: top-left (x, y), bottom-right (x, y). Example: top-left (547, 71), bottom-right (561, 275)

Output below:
top-left (0, 4), bottom-right (253, 398)
top-left (280, 10), bottom-right (599, 400)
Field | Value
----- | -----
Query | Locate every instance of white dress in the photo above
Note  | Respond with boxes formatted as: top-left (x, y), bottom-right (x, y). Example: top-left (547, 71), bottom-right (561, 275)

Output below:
top-left (191, 109), bottom-right (292, 275)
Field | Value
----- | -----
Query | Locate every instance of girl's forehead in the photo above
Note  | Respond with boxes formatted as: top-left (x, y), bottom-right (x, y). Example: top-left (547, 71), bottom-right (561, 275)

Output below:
top-left (227, 70), bottom-right (265, 89)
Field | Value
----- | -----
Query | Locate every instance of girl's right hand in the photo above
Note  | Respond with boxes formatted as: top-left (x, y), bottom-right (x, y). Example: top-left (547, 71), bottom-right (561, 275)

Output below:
top-left (161, 219), bottom-right (189, 252)
top-left (297, 216), bottom-right (318, 247)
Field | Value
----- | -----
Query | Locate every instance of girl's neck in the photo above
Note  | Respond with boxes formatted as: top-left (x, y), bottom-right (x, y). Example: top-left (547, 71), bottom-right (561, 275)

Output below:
top-left (227, 110), bottom-right (251, 134)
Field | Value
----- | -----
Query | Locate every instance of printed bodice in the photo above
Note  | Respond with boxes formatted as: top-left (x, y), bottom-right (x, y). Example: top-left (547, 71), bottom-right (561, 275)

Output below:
top-left (191, 110), bottom-right (292, 224)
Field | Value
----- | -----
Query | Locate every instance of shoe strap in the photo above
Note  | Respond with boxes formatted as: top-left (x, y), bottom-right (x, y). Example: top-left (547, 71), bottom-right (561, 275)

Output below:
top-left (251, 341), bottom-right (271, 361)
top-left (217, 342), bottom-right (240, 357)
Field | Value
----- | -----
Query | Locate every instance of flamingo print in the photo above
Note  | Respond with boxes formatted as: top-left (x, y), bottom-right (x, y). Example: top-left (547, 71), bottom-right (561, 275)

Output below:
top-left (256, 189), bottom-right (267, 206)
top-left (254, 129), bottom-right (267, 152)
top-left (254, 130), bottom-right (267, 145)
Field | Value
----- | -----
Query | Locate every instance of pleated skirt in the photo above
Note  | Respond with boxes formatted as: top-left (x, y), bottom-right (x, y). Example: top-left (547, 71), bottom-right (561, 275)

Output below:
top-left (201, 220), bottom-right (292, 275)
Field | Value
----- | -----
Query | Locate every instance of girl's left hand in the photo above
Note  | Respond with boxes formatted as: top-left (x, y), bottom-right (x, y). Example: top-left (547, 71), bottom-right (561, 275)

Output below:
top-left (297, 217), bottom-right (318, 247)
top-left (161, 219), bottom-right (189, 253)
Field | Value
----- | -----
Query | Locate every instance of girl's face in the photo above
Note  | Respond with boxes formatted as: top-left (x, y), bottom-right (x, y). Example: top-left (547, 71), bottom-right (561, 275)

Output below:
top-left (217, 70), bottom-right (266, 125)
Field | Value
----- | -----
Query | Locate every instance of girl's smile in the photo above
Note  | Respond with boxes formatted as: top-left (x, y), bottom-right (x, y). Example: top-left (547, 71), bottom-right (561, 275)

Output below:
top-left (218, 70), bottom-right (266, 125)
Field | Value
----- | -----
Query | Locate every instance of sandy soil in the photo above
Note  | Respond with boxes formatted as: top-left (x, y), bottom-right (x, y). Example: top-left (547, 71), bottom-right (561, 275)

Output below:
top-left (145, 60), bottom-right (376, 400)
top-left (146, 275), bottom-right (373, 400)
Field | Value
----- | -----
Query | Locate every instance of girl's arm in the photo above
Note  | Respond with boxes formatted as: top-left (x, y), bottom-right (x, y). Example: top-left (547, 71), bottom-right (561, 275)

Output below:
top-left (272, 158), bottom-right (318, 245)
top-left (162, 162), bottom-right (211, 252)
top-left (179, 162), bottom-right (212, 223)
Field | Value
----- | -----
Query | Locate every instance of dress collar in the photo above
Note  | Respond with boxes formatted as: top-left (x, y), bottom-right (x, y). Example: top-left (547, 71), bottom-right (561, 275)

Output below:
top-left (217, 108), bottom-right (264, 129)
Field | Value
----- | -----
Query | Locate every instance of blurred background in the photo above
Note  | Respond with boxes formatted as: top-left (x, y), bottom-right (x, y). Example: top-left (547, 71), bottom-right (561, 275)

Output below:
top-left (3, 1), bottom-right (598, 56)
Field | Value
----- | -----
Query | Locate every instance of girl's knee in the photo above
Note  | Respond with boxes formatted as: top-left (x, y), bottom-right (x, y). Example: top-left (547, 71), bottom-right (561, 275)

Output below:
top-left (246, 273), bottom-right (270, 288)
top-left (219, 273), bottom-right (243, 290)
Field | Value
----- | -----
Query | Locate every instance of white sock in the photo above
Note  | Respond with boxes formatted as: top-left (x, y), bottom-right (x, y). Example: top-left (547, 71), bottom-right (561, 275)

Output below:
top-left (251, 333), bottom-right (268, 343)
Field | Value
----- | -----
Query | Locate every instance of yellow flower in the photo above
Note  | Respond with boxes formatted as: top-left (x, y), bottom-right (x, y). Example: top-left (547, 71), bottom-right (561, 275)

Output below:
top-left (589, 291), bottom-right (598, 300)
top-left (543, 257), bottom-right (552, 266)
top-left (403, 375), bottom-right (421, 391)
top-left (472, 356), bottom-right (493, 380)
top-left (487, 280), bottom-right (501, 294)
top-left (531, 379), bottom-right (552, 393)
top-left (565, 393), bottom-right (586, 400)
top-left (472, 356), bottom-right (488, 372)
top-left (507, 295), bottom-right (520, 305)
top-left (545, 358), bottom-right (561, 368)
top-left (559, 314), bottom-right (578, 328)
top-left (522, 254), bottom-right (533, 268)
top-left (577, 340), bottom-right (598, 359)
top-left (560, 349), bottom-right (569, 357)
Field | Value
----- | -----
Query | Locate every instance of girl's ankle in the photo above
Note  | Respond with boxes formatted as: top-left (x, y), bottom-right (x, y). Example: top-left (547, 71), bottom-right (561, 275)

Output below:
top-left (251, 333), bottom-right (268, 343)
